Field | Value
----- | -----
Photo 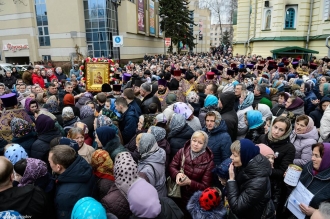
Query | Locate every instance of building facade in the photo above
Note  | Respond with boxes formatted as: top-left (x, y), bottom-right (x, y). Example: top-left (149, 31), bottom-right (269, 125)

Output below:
top-left (0, 0), bottom-right (165, 64)
top-left (210, 24), bottom-right (233, 47)
top-left (233, 0), bottom-right (330, 58)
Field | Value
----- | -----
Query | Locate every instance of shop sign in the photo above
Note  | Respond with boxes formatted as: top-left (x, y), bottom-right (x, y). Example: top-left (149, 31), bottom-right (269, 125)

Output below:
top-left (3, 43), bottom-right (29, 52)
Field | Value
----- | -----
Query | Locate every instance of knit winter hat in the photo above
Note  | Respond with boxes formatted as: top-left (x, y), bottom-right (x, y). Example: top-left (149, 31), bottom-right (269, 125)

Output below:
top-left (258, 144), bottom-right (274, 157)
top-left (63, 94), bottom-right (75, 105)
top-left (199, 188), bottom-right (221, 211)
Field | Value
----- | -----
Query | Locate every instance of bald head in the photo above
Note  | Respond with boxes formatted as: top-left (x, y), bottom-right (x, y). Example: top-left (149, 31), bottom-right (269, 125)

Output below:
top-left (0, 157), bottom-right (13, 187)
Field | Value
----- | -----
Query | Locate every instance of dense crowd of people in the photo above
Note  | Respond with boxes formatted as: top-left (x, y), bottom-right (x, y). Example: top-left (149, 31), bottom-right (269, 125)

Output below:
top-left (0, 53), bottom-right (330, 219)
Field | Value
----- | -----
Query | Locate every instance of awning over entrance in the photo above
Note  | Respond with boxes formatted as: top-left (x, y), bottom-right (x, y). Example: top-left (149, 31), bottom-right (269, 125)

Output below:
top-left (270, 46), bottom-right (319, 60)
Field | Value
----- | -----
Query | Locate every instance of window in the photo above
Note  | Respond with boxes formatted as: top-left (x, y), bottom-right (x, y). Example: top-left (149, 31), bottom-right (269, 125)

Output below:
top-left (265, 10), bottom-right (271, 29)
top-left (35, 0), bottom-right (50, 46)
top-left (285, 6), bottom-right (297, 28)
top-left (324, 0), bottom-right (330, 20)
top-left (42, 55), bottom-right (51, 61)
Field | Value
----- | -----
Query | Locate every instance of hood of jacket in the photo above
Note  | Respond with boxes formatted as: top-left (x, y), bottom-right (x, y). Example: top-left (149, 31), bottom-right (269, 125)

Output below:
top-left (38, 129), bottom-right (60, 142)
top-left (290, 126), bottom-right (319, 142)
top-left (187, 191), bottom-right (227, 219)
top-left (57, 155), bottom-right (92, 183)
top-left (236, 154), bottom-right (271, 182)
top-left (139, 147), bottom-right (166, 165)
top-left (246, 110), bottom-right (264, 129)
top-left (220, 92), bottom-right (235, 114)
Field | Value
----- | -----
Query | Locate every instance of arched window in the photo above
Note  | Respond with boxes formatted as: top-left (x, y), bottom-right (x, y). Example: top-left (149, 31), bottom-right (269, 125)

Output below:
top-left (265, 10), bottom-right (271, 29)
top-left (285, 8), bottom-right (295, 28)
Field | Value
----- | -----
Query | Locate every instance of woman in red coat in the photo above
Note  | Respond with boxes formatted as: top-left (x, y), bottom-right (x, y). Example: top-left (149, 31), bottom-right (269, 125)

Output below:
top-left (32, 70), bottom-right (45, 88)
top-left (169, 130), bottom-right (215, 218)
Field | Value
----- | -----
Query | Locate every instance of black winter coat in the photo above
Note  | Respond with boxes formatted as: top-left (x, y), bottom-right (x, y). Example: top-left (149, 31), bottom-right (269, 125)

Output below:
top-left (30, 129), bottom-right (62, 163)
top-left (227, 154), bottom-right (274, 219)
top-left (245, 125), bottom-right (265, 144)
top-left (141, 93), bottom-right (161, 114)
top-left (168, 124), bottom-right (195, 160)
top-left (118, 105), bottom-right (139, 145)
top-left (3, 75), bottom-right (16, 88)
top-left (309, 108), bottom-right (323, 128)
top-left (271, 103), bottom-right (286, 117)
top-left (220, 92), bottom-right (238, 142)
top-left (80, 115), bottom-right (95, 139)
top-left (12, 132), bottom-right (38, 156)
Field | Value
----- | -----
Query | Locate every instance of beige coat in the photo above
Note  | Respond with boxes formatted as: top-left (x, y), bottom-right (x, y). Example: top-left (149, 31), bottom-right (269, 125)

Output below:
top-left (78, 143), bottom-right (95, 164)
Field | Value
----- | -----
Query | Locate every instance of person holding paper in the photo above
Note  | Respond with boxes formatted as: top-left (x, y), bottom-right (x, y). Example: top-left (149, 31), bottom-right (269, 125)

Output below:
top-left (293, 143), bottom-right (330, 217)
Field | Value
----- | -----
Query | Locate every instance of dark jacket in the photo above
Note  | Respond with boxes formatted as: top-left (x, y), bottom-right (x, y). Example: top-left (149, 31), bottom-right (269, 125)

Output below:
top-left (0, 185), bottom-right (51, 219)
top-left (3, 75), bottom-right (16, 88)
top-left (55, 72), bottom-right (67, 81)
top-left (168, 124), bottom-right (195, 160)
top-left (198, 105), bottom-right (221, 127)
top-left (220, 92), bottom-right (238, 142)
top-left (55, 155), bottom-right (96, 219)
top-left (271, 103), bottom-right (286, 117)
top-left (190, 102), bottom-right (202, 117)
top-left (12, 132), bottom-right (38, 156)
top-left (202, 120), bottom-right (232, 166)
top-left (101, 184), bottom-right (132, 219)
top-left (124, 130), bottom-right (145, 163)
top-left (141, 93), bottom-right (162, 114)
top-left (157, 138), bottom-right (171, 171)
top-left (227, 154), bottom-right (274, 219)
top-left (31, 129), bottom-right (61, 162)
top-left (80, 115), bottom-right (95, 139)
top-left (94, 176), bottom-right (115, 201)
top-left (299, 161), bottom-right (330, 213)
top-left (309, 96), bottom-right (330, 128)
top-left (198, 92), bottom-right (206, 107)
top-left (245, 124), bottom-right (265, 144)
top-left (256, 134), bottom-right (296, 179)
top-left (119, 105), bottom-right (139, 145)
top-left (169, 141), bottom-right (215, 208)
top-left (304, 91), bottom-right (317, 115)
top-left (253, 93), bottom-right (269, 107)
top-left (129, 99), bottom-right (142, 116)
top-left (130, 197), bottom-right (184, 219)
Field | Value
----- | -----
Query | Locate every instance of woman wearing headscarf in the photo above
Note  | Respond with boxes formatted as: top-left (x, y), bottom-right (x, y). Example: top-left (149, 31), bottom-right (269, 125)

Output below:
top-left (186, 91), bottom-right (202, 117)
top-left (290, 115), bottom-right (318, 167)
top-left (167, 113), bottom-right (195, 160)
top-left (4, 144), bottom-right (28, 165)
top-left (301, 81), bottom-right (317, 115)
top-left (198, 95), bottom-right (220, 127)
top-left (256, 116), bottom-right (295, 217)
top-left (319, 82), bottom-right (330, 97)
top-left (169, 130), bottom-right (215, 217)
top-left (14, 158), bottom-right (54, 193)
top-left (63, 93), bottom-right (80, 117)
top-left (79, 105), bottom-right (95, 138)
top-left (244, 110), bottom-right (265, 143)
top-left (237, 90), bottom-right (254, 139)
top-left (136, 133), bottom-right (167, 197)
top-left (67, 127), bottom-right (95, 164)
top-left (202, 111), bottom-right (232, 166)
top-left (148, 126), bottom-right (170, 170)
top-left (62, 106), bottom-right (80, 136)
top-left (310, 95), bottom-right (330, 129)
top-left (174, 102), bottom-right (202, 131)
top-left (91, 150), bottom-right (115, 201)
top-left (24, 97), bottom-right (39, 123)
top-left (43, 95), bottom-right (63, 125)
top-left (10, 118), bottom-right (37, 156)
top-left (124, 114), bottom-right (156, 162)
top-left (101, 152), bottom-right (136, 219)
top-left (285, 95), bottom-right (305, 116)
top-left (31, 114), bottom-right (61, 162)
top-left (286, 143), bottom-right (330, 218)
top-left (95, 126), bottom-right (117, 149)
top-left (94, 115), bottom-right (120, 143)
top-left (72, 197), bottom-right (108, 219)
top-left (74, 122), bottom-right (93, 146)
top-left (227, 139), bottom-right (275, 219)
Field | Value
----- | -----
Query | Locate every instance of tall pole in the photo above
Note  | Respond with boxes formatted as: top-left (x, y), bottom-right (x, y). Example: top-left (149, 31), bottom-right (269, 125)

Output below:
top-left (115, 3), bottom-right (121, 62)
top-left (195, 35), bottom-right (197, 54)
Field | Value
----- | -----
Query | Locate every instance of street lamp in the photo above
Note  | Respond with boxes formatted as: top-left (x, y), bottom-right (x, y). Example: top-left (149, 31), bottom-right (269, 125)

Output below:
top-left (161, 15), bottom-right (168, 55)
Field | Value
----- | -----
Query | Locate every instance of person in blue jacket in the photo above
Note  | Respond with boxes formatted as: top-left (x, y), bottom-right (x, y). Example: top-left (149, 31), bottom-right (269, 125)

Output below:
top-left (202, 110), bottom-right (232, 166)
top-left (302, 81), bottom-right (317, 115)
top-left (48, 145), bottom-right (95, 219)
top-left (69, 64), bottom-right (81, 80)
top-left (115, 97), bottom-right (139, 145)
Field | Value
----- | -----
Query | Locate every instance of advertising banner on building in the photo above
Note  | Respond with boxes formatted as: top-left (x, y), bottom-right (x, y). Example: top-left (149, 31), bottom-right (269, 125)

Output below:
top-left (165, 38), bottom-right (171, 47)
top-left (149, 0), bottom-right (155, 35)
top-left (137, 0), bottom-right (145, 33)
top-left (199, 20), bottom-right (203, 34)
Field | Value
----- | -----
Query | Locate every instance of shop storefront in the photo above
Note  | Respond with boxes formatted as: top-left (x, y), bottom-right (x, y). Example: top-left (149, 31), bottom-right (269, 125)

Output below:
top-left (2, 39), bottom-right (30, 64)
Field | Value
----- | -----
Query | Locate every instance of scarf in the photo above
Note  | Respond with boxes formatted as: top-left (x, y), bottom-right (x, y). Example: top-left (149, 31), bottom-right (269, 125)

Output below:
top-left (173, 102), bottom-right (193, 120)
top-left (114, 152), bottom-right (138, 199)
top-left (169, 113), bottom-right (186, 135)
top-left (4, 144), bottom-right (28, 165)
top-left (138, 133), bottom-right (160, 159)
top-left (96, 115), bottom-right (113, 128)
top-left (35, 114), bottom-right (55, 135)
top-left (186, 91), bottom-right (200, 104)
top-left (141, 114), bottom-right (156, 130)
top-left (62, 107), bottom-right (75, 121)
top-left (18, 158), bottom-right (48, 187)
top-left (238, 91), bottom-right (254, 110)
top-left (91, 149), bottom-right (114, 181)
top-left (10, 118), bottom-right (34, 138)
top-left (80, 105), bottom-right (94, 120)
top-left (149, 126), bottom-right (166, 141)
top-left (44, 95), bottom-right (59, 113)
top-left (204, 95), bottom-right (218, 107)
top-left (267, 119), bottom-right (292, 142)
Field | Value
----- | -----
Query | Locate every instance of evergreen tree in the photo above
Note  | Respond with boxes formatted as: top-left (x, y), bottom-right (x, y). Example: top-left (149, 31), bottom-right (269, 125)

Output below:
top-left (222, 30), bottom-right (230, 45)
top-left (159, 0), bottom-right (196, 53)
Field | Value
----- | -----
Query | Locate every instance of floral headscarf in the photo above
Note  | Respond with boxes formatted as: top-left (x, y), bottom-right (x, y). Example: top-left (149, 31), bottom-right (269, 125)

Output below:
top-left (238, 91), bottom-right (254, 110)
top-left (62, 107), bottom-right (75, 121)
top-left (10, 118), bottom-right (34, 138)
top-left (173, 102), bottom-right (193, 120)
top-left (141, 114), bottom-right (156, 130)
top-left (155, 113), bottom-right (167, 124)
top-left (44, 95), bottom-right (59, 113)
top-left (186, 91), bottom-right (200, 104)
top-left (96, 115), bottom-right (113, 128)
top-left (74, 122), bottom-right (89, 135)
top-left (5, 144), bottom-right (28, 165)
top-left (114, 152), bottom-right (138, 198)
top-left (80, 105), bottom-right (94, 120)
top-left (18, 158), bottom-right (48, 187)
top-left (169, 113), bottom-right (186, 134)
top-left (149, 126), bottom-right (166, 142)
top-left (138, 133), bottom-right (159, 159)
top-left (91, 149), bottom-right (114, 181)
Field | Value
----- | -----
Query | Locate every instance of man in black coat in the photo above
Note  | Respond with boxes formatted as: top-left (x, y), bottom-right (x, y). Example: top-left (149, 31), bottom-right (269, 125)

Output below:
top-left (0, 157), bottom-right (51, 219)
top-left (140, 82), bottom-right (161, 114)
top-left (219, 91), bottom-right (238, 142)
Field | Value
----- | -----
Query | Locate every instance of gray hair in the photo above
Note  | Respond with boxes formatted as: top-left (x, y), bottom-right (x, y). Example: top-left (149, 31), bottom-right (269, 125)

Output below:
top-left (191, 130), bottom-right (209, 148)
top-left (236, 83), bottom-right (247, 91)
top-left (319, 202), bottom-right (330, 218)
top-left (140, 82), bottom-right (152, 93)
top-left (55, 67), bottom-right (62, 72)
top-left (230, 140), bottom-right (241, 153)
